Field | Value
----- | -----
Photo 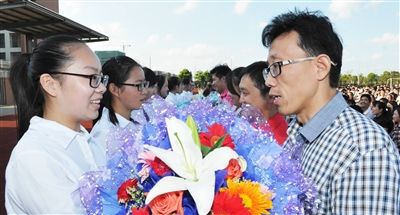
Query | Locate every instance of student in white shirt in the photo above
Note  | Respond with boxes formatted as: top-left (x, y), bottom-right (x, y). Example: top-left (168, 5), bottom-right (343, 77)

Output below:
top-left (359, 93), bottom-right (374, 119)
top-left (90, 56), bottom-right (148, 156)
top-left (5, 35), bottom-right (108, 214)
top-left (131, 67), bottom-right (158, 125)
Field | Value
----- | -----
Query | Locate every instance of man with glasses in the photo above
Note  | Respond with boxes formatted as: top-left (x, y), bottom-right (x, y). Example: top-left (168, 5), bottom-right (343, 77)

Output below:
top-left (262, 10), bottom-right (400, 214)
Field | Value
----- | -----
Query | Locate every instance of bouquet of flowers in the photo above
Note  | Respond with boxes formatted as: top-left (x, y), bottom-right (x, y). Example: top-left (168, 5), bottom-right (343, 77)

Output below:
top-left (79, 94), bottom-right (317, 215)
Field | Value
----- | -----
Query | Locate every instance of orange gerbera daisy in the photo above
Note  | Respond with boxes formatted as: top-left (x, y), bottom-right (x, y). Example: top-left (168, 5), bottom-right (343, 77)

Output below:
top-left (212, 191), bottom-right (251, 215)
top-left (220, 179), bottom-right (273, 215)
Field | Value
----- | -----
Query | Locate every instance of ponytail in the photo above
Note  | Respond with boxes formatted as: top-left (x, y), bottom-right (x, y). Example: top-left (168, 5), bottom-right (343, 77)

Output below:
top-left (156, 74), bottom-right (166, 94)
top-left (97, 56), bottom-right (141, 126)
top-left (10, 54), bottom-right (44, 139)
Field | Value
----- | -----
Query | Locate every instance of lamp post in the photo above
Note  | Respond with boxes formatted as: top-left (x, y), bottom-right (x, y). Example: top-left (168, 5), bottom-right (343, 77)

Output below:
top-left (149, 56), bottom-right (151, 68)
top-left (122, 43), bottom-right (131, 53)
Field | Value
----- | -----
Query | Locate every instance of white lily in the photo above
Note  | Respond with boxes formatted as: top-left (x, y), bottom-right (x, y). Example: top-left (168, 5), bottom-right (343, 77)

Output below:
top-left (144, 117), bottom-right (238, 215)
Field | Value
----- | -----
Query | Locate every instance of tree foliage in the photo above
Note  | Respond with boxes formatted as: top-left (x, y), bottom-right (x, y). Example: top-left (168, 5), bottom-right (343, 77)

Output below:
top-left (366, 73), bottom-right (378, 85)
top-left (339, 70), bottom-right (400, 87)
top-left (194, 71), bottom-right (210, 88)
top-left (178, 69), bottom-right (192, 80)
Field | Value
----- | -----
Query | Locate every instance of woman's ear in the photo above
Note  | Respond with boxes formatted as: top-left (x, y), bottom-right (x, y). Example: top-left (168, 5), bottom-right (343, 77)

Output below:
top-left (108, 83), bottom-right (120, 97)
top-left (39, 73), bottom-right (59, 97)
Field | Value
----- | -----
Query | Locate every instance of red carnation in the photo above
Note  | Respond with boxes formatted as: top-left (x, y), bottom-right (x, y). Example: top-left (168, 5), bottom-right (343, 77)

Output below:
top-left (208, 123), bottom-right (226, 136)
top-left (199, 123), bottom-right (235, 149)
top-left (199, 132), bottom-right (212, 147)
top-left (212, 191), bottom-right (251, 215)
top-left (150, 157), bottom-right (171, 176)
top-left (117, 178), bottom-right (138, 204)
top-left (132, 207), bottom-right (150, 215)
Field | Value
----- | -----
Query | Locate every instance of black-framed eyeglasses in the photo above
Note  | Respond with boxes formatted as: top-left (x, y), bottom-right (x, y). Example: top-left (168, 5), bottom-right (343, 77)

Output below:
top-left (51, 72), bottom-right (109, 88)
top-left (262, 57), bottom-right (337, 80)
top-left (118, 81), bottom-right (149, 91)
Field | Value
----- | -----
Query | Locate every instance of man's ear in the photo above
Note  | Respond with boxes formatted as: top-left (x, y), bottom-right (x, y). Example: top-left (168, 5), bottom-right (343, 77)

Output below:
top-left (109, 83), bottom-right (120, 97)
top-left (39, 73), bottom-right (59, 97)
top-left (315, 54), bottom-right (332, 81)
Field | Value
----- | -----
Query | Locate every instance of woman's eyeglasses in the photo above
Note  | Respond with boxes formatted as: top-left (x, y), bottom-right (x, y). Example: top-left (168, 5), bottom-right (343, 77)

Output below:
top-left (51, 72), bottom-right (109, 88)
top-left (118, 81), bottom-right (150, 91)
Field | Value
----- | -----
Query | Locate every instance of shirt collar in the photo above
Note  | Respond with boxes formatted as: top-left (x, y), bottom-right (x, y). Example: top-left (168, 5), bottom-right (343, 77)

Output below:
top-left (220, 89), bottom-right (228, 98)
top-left (116, 112), bottom-right (131, 127)
top-left (102, 107), bottom-right (131, 128)
top-left (298, 92), bottom-right (348, 143)
top-left (30, 116), bottom-right (90, 149)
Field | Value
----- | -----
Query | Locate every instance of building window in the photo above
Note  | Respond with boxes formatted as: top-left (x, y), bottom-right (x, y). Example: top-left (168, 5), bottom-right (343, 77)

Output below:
top-left (0, 34), bottom-right (4, 48)
top-left (10, 52), bottom-right (21, 63)
top-left (0, 53), bottom-right (5, 60)
top-left (10, 33), bottom-right (20, 48)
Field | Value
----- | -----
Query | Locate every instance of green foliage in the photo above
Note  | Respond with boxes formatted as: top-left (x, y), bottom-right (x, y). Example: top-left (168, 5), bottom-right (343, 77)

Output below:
top-left (339, 70), bottom-right (399, 86)
top-left (358, 74), bottom-right (367, 86)
top-left (178, 69), bottom-right (192, 80)
top-left (379, 71), bottom-right (391, 84)
top-left (194, 71), bottom-right (210, 88)
top-left (366, 73), bottom-right (378, 85)
top-left (340, 74), bottom-right (353, 85)
top-left (391, 71), bottom-right (400, 78)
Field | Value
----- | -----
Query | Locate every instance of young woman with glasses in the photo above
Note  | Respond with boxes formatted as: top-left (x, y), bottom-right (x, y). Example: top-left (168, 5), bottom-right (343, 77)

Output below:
top-left (6, 35), bottom-right (108, 213)
top-left (90, 56), bottom-right (148, 157)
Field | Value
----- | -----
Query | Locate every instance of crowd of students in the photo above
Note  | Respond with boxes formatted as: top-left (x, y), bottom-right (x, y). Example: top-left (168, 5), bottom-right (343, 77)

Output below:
top-left (340, 85), bottom-right (400, 150)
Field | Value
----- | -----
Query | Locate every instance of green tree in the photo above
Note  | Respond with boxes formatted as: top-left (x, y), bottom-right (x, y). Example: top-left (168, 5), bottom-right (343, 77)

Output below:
top-left (390, 71), bottom-right (400, 79)
top-left (358, 74), bottom-right (366, 86)
top-left (194, 71), bottom-right (210, 88)
top-left (366, 73), bottom-right (379, 85)
top-left (350, 75), bottom-right (358, 85)
top-left (178, 69), bottom-right (192, 80)
top-left (340, 74), bottom-right (353, 86)
top-left (379, 71), bottom-right (391, 85)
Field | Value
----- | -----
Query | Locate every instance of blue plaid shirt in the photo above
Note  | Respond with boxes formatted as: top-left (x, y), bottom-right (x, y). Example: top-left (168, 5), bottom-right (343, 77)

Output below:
top-left (285, 93), bottom-right (400, 214)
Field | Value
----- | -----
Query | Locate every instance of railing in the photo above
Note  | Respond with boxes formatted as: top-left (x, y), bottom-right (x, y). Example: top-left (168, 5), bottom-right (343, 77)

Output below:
top-left (0, 60), bottom-right (12, 105)
top-left (0, 60), bottom-right (11, 70)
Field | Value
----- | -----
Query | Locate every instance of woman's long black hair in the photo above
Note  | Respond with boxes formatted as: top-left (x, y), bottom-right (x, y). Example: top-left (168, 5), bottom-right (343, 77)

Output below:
top-left (96, 55), bottom-right (141, 125)
top-left (10, 35), bottom-right (84, 139)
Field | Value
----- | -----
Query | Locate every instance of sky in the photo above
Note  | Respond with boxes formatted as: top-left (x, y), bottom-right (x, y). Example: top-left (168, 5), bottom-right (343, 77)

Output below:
top-left (59, 0), bottom-right (399, 75)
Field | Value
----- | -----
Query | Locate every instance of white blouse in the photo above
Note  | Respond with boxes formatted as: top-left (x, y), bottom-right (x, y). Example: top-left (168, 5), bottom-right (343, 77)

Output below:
top-left (90, 107), bottom-right (132, 161)
top-left (5, 116), bottom-right (102, 214)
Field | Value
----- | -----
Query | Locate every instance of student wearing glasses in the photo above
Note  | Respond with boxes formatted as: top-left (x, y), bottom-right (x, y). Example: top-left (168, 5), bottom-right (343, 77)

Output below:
top-left (5, 35), bottom-right (108, 213)
top-left (90, 56), bottom-right (148, 156)
top-left (130, 67), bottom-right (158, 125)
top-left (262, 10), bottom-right (400, 214)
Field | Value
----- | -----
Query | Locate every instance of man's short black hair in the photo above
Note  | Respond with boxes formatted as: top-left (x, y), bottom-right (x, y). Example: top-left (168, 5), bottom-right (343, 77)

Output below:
top-left (262, 9), bottom-right (343, 88)
top-left (182, 77), bottom-right (192, 85)
top-left (241, 61), bottom-right (269, 97)
top-left (210, 64), bottom-right (232, 79)
top-left (168, 76), bottom-right (181, 91)
top-left (360, 94), bottom-right (372, 103)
